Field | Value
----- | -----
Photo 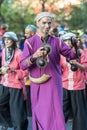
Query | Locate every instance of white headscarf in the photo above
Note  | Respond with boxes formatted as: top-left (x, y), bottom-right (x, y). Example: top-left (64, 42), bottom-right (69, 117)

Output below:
top-left (35, 12), bottom-right (52, 22)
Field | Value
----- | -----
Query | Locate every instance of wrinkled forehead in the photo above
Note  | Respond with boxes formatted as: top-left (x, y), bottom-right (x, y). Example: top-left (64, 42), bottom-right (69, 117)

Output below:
top-left (36, 17), bottom-right (52, 28)
top-left (39, 16), bottom-right (52, 22)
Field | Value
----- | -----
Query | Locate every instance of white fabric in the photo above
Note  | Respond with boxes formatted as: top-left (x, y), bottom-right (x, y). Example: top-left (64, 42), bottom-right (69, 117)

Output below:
top-left (35, 12), bottom-right (52, 22)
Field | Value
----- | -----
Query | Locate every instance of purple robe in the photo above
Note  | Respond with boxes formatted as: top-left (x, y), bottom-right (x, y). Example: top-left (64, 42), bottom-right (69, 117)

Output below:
top-left (20, 34), bottom-right (75, 130)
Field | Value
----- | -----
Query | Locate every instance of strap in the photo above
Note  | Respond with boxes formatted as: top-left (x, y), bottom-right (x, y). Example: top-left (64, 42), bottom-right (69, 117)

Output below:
top-left (25, 40), bottom-right (32, 50)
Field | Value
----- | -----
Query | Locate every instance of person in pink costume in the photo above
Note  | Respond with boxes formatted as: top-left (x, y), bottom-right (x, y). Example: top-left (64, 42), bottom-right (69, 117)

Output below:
top-left (60, 32), bottom-right (87, 130)
top-left (0, 32), bottom-right (28, 130)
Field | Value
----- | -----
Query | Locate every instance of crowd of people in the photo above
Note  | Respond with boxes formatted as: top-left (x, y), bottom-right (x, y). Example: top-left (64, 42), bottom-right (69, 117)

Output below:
top-left (0, 11), bottom-right (87, 130)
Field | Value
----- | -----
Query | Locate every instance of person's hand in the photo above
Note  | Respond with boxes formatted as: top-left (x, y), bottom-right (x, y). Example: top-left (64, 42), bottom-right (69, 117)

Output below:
top-left (69, 59), bottom-right (78, 65)
top-left (33, 47), bottom-right (47, 59)
top-left (6, 67), bottom-right (12, 73)
top-left (7, 67), bottom-right (16, 74)
top-left (0, 66), bottom-right (10, 74)
top-left (0, 66), bottom-right (15, 74)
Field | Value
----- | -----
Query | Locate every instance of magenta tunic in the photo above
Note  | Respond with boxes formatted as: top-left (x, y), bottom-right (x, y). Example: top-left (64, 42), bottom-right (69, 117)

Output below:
top-left (20, 34), bottom-right (75, 130)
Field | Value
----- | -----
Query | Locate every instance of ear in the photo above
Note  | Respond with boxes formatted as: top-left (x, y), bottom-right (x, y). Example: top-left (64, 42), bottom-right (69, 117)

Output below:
top-left (36, 21), bottom-right (39, 28)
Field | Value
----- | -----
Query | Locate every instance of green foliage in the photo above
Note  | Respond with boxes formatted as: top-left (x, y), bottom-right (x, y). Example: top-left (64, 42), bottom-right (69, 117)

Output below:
top-left (53, 8), bottom-right (67, 22)
top-left (1, 0), bottom-right (87, 33)
top-left (53, 2), bottom-right (87, 31)
top-left (67, 6), bottom-right (84, 30)
top-left (1, 0), bottom-right (36, 34)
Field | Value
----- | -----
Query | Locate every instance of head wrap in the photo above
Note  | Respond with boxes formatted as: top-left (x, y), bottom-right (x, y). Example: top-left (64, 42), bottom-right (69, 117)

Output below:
top-left (62, 32), bottom-right (75, 41)
top-left (58, 30), bottom-right (67, 36)
top-left (26, 24), bottom-right (37, 32)
top-left (3, 32), bottom-right (18, 42)
top-left (35, 12), bottom-right (52, 22)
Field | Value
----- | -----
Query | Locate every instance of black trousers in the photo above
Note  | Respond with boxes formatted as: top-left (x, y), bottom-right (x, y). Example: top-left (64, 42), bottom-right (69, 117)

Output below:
top-left (63, 88), bottom-right (87, 130)
top-left (0, 85), bottom-right (28, 130)
top-left (25, 85), bottom-right (32, 117)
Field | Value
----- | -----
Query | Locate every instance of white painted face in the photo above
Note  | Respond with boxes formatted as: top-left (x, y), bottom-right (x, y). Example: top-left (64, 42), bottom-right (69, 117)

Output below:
top-left (36, 16), bottom-right (52, 37)
top-left (4, 37), bottom-right (14, 48)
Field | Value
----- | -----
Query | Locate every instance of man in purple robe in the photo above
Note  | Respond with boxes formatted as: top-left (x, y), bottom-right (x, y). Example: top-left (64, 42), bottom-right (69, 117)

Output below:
top-left (20, 12), bottom-right (76, 130)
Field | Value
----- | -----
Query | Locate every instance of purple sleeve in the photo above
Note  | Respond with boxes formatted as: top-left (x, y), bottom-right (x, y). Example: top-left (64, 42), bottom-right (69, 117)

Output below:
top-left (20, 43), bottom-right (31, 70)
top-left (60, 40), bottom-right (76, 59)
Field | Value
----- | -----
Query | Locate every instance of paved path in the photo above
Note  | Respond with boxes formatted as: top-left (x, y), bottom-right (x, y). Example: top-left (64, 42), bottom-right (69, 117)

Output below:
top-left (0, 117), bottom-right (72, 130)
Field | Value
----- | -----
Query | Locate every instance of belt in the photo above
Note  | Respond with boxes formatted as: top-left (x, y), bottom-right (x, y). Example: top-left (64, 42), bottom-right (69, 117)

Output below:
top-left (29, 74), bottom-right (51, 84)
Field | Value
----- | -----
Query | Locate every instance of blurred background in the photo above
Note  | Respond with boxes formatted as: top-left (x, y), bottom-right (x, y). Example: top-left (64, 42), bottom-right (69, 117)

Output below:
top-left (0, 0), bottom-right (87, 37)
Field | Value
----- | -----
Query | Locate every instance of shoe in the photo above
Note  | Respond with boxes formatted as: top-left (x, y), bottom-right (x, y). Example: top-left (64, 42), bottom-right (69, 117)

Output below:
top-left (1, 126), bottom-right (8, 130)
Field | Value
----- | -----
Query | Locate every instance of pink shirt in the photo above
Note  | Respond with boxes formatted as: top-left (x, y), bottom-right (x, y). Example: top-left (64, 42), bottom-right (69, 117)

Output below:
top-left (83, 49), bottom-right (87, 83)
top-left (60, 50), bottom-right (87, 90)
top-left (1, 48), bottom-right (28, 89)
